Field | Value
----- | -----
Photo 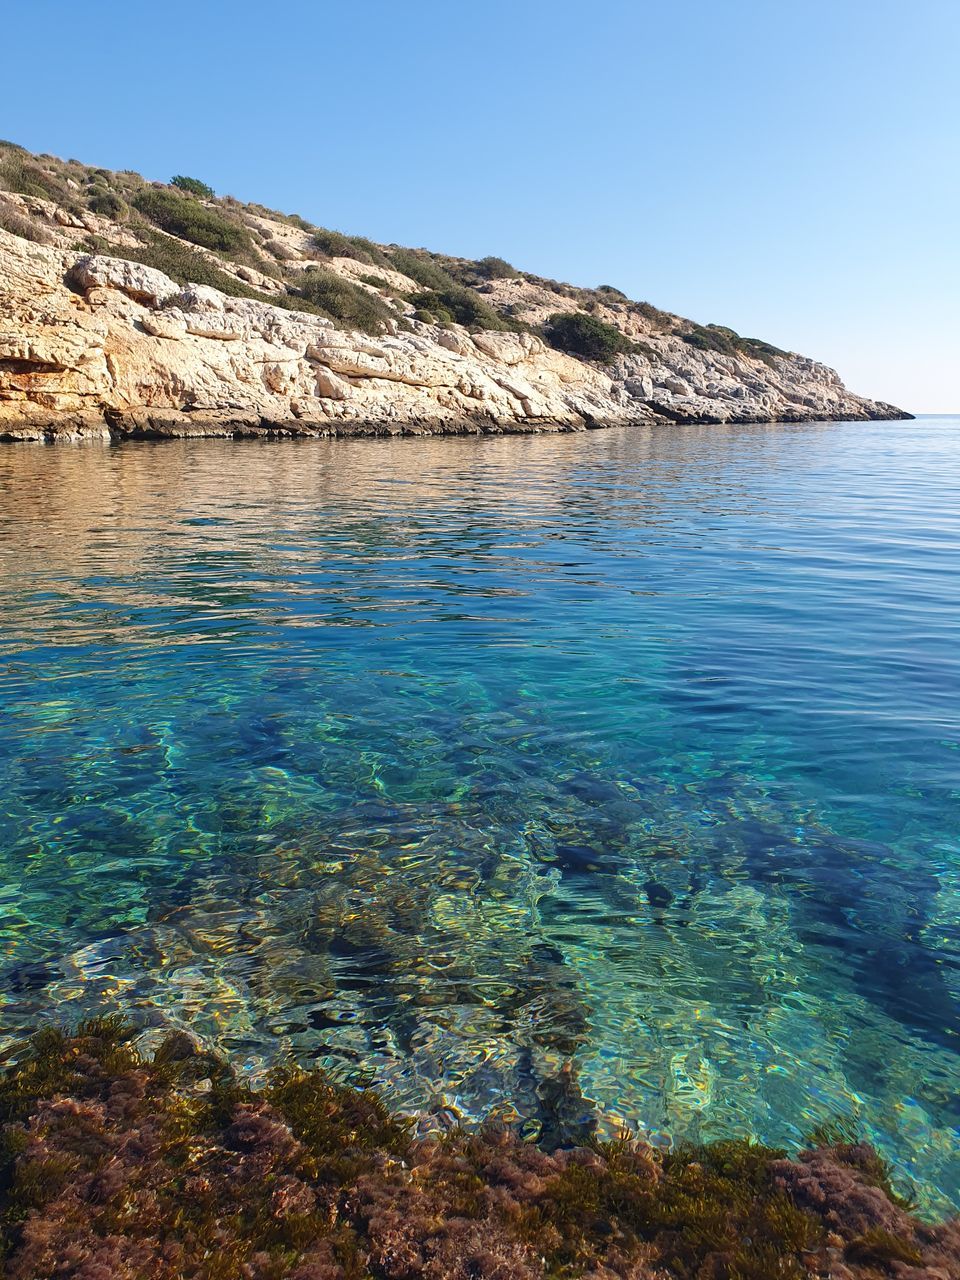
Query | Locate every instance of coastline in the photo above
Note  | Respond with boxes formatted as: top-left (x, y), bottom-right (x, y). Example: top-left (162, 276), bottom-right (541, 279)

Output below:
top-left (0, 404), bottom-right (913, 445)
top-left (0, 200), bottom-right (910, 447)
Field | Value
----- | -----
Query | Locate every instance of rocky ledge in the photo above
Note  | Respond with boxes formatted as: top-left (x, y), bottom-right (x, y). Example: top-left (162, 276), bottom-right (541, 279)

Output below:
top-left (0, 224), bottom-right (907, 443)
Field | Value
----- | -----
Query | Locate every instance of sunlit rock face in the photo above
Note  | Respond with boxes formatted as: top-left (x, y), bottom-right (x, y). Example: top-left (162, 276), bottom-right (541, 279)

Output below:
top-left (0, 223), bottom-right (905, 442)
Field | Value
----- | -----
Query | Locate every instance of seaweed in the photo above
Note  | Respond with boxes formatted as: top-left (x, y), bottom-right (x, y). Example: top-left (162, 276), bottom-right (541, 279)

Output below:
top-left (0, 1017), bottom-right (955, 1279)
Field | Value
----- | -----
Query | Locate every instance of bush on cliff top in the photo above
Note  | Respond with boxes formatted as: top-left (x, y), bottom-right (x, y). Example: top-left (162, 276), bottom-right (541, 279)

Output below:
top-left (86, 188), bottom-right (129, 221)
top-left (545, 310), bottom-right (638, 362)
top-left (0, 154), bottom-right (72, 205)
top-left (81, 231), bottom-right (326, 317)
top-left (388, 246), bottom-right (460, 292)
top-left (80, 231), bottom-right (252, 296)
top-left (683, 322), bottom-right (786, 366)
top-left (294, 265), bottom-right (397, 333)
top-left (171, 174), bottom-right (215, 199)
top-left (475, 255), bottom-right (519, 279)
top-left (390, 248), bottom-right (518, 331)
top-left (409, 285), bottom-right (515, 331)
top-left (0, 1017), bottom-right (949, 1280)
top-left (0, 200), bottom-right (55, 246)
top-left (312, 227), bottom-right (392, 268)
top-left (133, 186), bottom-right (254, 259)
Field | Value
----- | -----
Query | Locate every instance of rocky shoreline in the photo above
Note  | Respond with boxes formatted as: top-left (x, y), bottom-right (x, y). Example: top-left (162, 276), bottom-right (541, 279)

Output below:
top-left (1, 405), bottom-right (910, 446)
top-left (1, 408), bottom-right (628, 445)
top-left (0, 409), bottom-right (600, 444)
top-left (0, 162), bottom-right (909, 444)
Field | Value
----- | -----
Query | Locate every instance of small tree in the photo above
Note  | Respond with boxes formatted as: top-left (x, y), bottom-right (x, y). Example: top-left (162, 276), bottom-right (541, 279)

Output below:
top-left (476, 256), bottom-right (517, 280)
top-left (171, 175), bottom-right (214, 199)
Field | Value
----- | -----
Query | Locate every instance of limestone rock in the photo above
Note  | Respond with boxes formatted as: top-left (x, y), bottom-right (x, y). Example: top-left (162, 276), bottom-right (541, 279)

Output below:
top-left (471, 330), bottom-right (543, 364)
top-left (314, 368), bottom-right (351, 400)
top-left (0, 225), bottom-right (908, 443)
top-left (141, 313), bottom-right (187, 340)
top-left (69, 255), bottom-right (180, 307)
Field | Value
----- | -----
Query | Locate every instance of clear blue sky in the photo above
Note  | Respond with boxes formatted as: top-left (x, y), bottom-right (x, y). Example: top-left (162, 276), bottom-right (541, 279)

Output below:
top-left (4, 0), bottom-right (958, 411)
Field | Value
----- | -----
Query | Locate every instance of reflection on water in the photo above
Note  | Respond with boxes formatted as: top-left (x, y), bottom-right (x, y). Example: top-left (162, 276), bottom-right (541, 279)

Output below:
top-left (0, 420), bottom-right (958, 1209)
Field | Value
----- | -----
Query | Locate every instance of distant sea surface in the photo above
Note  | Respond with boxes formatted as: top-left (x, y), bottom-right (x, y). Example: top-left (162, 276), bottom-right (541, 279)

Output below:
top-left (0, 416), bottom-right (957, 1210)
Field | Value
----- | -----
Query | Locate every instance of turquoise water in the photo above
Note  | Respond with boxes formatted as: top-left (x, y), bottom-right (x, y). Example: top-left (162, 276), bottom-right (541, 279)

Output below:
top-left (0, 418), bottom-right (958, 1208)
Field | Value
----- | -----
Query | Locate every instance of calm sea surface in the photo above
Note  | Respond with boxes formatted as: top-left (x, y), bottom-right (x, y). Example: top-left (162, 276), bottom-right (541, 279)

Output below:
top-left (0, 418), bottom-right (957, 1207)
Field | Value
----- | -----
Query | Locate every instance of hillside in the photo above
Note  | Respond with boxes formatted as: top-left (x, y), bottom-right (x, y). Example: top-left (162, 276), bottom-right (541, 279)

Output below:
top-left (0, 143), bottom-right (909, 441)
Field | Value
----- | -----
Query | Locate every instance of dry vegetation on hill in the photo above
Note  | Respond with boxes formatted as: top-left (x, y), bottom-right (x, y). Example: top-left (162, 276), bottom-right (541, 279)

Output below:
top-left (0, 141), bottom-right (749, 348)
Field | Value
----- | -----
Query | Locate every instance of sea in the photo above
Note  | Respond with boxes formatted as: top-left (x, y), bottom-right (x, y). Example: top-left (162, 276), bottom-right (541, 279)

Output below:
top-left (0, 415), bottom-right (957, 1210)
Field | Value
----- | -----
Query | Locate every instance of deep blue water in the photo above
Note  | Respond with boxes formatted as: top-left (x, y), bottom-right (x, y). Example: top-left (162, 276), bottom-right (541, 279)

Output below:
top-left (0, 418), bottom-right (957, 1208)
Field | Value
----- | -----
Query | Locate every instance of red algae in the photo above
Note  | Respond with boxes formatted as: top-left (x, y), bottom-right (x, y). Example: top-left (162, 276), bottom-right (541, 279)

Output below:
top-left (0, 1018), bottom-right (957, 1279)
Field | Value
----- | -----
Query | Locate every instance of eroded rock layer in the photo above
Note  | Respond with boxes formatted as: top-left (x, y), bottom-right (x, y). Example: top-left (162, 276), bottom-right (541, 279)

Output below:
top-left (0, 224), bottom-right (906, 442)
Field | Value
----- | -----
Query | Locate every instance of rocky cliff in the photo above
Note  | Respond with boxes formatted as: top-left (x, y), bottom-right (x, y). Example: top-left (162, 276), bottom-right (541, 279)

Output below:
top-left (0, 145), bottom-right (908, 441)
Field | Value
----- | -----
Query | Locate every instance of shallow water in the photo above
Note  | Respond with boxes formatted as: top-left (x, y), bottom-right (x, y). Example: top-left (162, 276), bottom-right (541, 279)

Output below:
top-left (0, 418), bottom-right (957, 1208)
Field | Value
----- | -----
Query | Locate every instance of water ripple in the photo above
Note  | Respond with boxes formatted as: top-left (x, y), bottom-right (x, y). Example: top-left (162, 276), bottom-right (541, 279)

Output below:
top-left (0, 418), bottom-right (958, 1210)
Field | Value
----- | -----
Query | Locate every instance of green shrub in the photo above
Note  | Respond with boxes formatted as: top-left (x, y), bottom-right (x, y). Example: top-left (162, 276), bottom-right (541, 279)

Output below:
top-left (389, 249), bottom-right (515, 330)
top-left (740, 335), bottom-right (787, 362)
top-left (389, 247), bottom-right (458, 291)
top-left (683, 323), bottom-right (785, 366)
top-left (313, 228), bottom-right (356, 258)
top-left (313, 227), bottom-right (391, 268)
top-left (476, 255), bottom-right (517, 279)
top-left (545, 311), bottom-right (636, 361)
top-left (246, 203), bottom-right (315, 231)
top-left (0, 155), bottom-right (69, 203)
top-left (344, 235), bottom-right (391, 267)
top-left (410, 286), bottom-right (512, 331)
top-left (82, 231), bottom-right (245, 293)
top-left (682, 323), bottom-right (739, 357)
top-left (264, 236), bottom-right (297, 261)
top-left (82, 231), bottom-right (323, 316)
top-left (294, 266), bottom-right (395, 333)
top-left (171, 175), bottom-right (215, 199)
top-left (413, 308), bottom-right (436, 323)
top-left (356, 272), bottom-right (394, 290)
top-left (87, 189), bottom-right (128, 221)
top-left (633, 299), bottom-right (674, 330)
top-left (133, 187), bottom-right (253, 258)
top-left (596, 284), bottom-right (628, 299)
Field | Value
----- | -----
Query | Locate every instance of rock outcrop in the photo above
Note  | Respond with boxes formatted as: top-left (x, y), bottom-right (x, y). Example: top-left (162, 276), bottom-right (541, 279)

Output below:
top-left (0, 155), bottom-right (909, 442)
